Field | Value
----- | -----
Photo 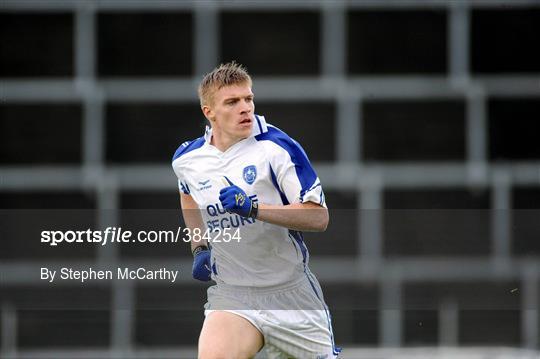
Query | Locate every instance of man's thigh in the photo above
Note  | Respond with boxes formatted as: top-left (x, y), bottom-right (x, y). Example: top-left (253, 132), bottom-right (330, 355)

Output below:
top-left (199, 310), bottom-right (264, 359)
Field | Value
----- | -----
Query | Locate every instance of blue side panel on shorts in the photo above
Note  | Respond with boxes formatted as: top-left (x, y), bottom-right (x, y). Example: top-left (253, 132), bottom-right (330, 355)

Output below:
top-left (255, 126), bottom-right (318, 197)
top-left (172, 136), bottom-right (205, 162)
top-left (305, 269), bottom-right (342, 356)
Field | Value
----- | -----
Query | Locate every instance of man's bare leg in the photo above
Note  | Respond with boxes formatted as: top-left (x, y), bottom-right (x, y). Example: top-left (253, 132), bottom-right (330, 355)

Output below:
top-left (199, 311), bottom-right (264, 359)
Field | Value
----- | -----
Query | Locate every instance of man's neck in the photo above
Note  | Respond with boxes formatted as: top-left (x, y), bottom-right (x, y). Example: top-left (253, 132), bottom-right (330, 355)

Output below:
top-left (210, 131), bottom-right (245, 152)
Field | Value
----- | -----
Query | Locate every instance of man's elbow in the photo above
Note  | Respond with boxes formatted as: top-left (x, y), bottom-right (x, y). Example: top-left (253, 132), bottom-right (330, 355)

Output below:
top-left (314, 208), bottom-right (329, 232)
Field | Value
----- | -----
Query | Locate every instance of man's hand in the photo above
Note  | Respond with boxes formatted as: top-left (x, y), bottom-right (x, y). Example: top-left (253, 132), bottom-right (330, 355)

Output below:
top-left (192, 246), bottom-right (212, 281)
top-left (219, 177), bottom-right (257, 218)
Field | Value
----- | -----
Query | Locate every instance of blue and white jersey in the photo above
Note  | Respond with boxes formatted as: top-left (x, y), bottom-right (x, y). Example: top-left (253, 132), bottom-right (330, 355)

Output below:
top-left (172, 115), bottom-right (326, 287)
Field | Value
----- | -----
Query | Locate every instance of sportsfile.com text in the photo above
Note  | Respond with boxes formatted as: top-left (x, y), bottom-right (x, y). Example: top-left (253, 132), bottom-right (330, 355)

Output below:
top-left (40, 227), bottom-right (241, 246)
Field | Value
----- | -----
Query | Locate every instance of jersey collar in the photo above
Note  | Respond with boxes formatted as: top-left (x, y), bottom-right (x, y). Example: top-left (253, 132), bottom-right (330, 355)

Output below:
top-left (203, 114), bottom-right (268, 143)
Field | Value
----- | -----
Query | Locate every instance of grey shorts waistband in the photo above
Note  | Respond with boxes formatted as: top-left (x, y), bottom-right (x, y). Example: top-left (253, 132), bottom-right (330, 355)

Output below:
top-left (213, 274), bottom-right (307, 295)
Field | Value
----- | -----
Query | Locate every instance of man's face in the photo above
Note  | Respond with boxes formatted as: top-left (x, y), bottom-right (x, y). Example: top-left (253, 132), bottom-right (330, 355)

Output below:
top-left (204, 83), bottom-right (255, 142)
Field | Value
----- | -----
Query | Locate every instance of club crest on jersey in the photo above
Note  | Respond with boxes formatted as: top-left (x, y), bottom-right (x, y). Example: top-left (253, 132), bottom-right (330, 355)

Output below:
top-left (243, 165), bottom-right (257, 185)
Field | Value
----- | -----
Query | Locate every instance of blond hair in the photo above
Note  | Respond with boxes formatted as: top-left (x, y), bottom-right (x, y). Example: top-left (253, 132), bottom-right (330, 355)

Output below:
top-left (198, 61), bottom-right (252, 107)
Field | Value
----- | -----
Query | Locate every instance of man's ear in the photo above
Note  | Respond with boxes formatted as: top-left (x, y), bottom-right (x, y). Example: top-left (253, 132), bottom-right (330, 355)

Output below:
top-left (202, 105), bottom-right (214, 122)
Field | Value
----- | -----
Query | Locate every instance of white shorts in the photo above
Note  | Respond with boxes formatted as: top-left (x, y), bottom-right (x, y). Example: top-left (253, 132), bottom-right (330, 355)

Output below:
top-left (204, 271), bottom-right (341, 358)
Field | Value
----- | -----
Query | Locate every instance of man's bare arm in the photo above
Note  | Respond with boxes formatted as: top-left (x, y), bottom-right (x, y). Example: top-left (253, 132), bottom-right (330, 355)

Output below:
top-left (180, 192), bottom-right (207, 252)
top-left (257, 201), bottom-right (328, 232)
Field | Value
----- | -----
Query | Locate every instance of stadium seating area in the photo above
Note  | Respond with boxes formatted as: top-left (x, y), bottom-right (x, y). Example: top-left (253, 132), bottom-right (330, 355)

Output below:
top-left (1, 0), bottom-right (539, 356)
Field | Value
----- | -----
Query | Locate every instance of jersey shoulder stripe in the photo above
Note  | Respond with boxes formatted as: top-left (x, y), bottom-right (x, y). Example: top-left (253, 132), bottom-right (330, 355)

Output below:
top-left (172, 136), bottom-right (205, 162)
top-left (255, 125), bottom-right (317, 191)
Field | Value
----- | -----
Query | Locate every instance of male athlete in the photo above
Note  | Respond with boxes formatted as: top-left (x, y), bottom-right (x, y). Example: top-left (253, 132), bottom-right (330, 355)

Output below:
top-left (172, 62), bottom-right (340, 358)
